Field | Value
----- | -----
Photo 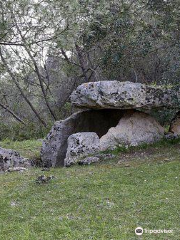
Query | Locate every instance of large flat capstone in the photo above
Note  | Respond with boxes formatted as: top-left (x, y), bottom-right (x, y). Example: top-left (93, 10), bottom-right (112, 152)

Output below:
top-left (71, 81), bottom-right (174, 110)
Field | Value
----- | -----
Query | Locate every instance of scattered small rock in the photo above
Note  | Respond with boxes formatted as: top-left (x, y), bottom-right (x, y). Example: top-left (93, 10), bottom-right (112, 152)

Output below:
top-left (78, 157), bottom-right (100, 165)
top-left (6, 167), bottom-right (28, 172)
top-left (41, 167), bottom-right (50, 171)
top-left (164, 132), bottom-right (178, 140)
top-left (94, 153), bottom-right (115, 160)
top-left (164, 158), bottom-right (171, 162)
top-left (35, 175), bottom-right (55, 184)
top-left (10, 201), bottom-right (18, 207)
top-left (124, 164), bottom-right (130, 167)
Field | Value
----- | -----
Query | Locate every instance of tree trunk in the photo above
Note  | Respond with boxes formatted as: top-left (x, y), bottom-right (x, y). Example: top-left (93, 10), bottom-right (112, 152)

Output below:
top-left (0, 48), bottom-right (47, 127)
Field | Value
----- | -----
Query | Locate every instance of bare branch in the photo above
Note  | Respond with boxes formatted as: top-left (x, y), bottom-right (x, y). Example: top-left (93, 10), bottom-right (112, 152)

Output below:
top-left (0, 47), bottom-right (47, 126)
top-left (0, 102), bottom-right (26, 125)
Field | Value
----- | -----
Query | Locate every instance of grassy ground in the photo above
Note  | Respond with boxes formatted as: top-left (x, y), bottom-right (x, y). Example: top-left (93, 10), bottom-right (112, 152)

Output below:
top-left (0, 140), bottom-right (180, 239)
top-left (0, 139), bottom-right (42, 159)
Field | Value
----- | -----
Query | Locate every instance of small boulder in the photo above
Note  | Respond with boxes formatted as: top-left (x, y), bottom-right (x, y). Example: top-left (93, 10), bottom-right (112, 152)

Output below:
top-left (64, 132), bottom-right (100, 167)
top-left (0, 147), bottom-right (30, 171)
top-left (94, 153), bottom-right (115, 160)
top-left (6, 167), bottom-right (28, 172)
top-left (100, 111), bottom-right (164, 151)
top-left (164, 132), bottom-right (178, 140)
top-left (35, 175), bottom-right (55, 184)
top-left (78, 157), bottom-right (100, 165)
top-left (169, 111), bottom-right (180, 135)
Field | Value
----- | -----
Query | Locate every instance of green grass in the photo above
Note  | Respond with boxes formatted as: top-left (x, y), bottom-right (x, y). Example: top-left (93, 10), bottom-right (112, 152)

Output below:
top-left (0, 139), bottom-right (42, 159)
top-left (0, 140), bottom-right (180, 239)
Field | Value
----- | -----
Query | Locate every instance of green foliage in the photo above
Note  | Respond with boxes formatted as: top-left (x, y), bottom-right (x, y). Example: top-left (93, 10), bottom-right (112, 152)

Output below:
top-left (0, 139), bottom-right (42, 159)
top-left (78, 0), bottom-right (180, 85)
top-left (0, 0), bottom-right (180, 128)
top-left (150, 108), bottom-right (177, 126)
top-left (0, 122), bottom-right (51, 141)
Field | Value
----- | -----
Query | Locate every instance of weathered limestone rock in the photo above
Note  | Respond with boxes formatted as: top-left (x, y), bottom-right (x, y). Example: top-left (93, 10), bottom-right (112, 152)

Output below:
top-left (164, 132), bottom-right (178, 140)
top-left (6, 167), bottom-right (28, 172)
top-left (94, 153), bottom-right (115, 160)
top-left (0, 147), bottom-right (30, 171)
top-left (64, 132), bottom-right (100, 166)
top-left (100, 111), bottom-right (164, 151)
top-left (78, 156), bottom-right (100, 165)
top-left (41, 109), bottom-right (124, 167)
top-left (169, 111), bottom-right (180, 135)
top-left (71, 81), bottom-right (173, 110)
top-left (42, 81), bottom-right (173, 167)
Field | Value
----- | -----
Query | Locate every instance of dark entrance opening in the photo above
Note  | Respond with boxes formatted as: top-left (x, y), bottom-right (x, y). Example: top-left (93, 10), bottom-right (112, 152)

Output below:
top-left (42, 109), bottom-right (125, 167)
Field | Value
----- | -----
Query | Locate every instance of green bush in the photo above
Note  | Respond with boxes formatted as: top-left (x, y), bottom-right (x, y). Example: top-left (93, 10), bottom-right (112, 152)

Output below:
top-left (0, 122), bottom-right (51, 141)
top-left (150, 108), bottom-right (177, 126)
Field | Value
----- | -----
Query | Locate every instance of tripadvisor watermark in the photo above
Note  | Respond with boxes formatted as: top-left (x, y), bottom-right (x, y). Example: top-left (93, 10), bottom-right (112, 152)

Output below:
top-left (135, 227), bottom-right (173, 236)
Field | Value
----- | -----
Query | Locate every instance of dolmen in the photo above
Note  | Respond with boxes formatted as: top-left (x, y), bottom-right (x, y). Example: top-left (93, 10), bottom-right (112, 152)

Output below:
top-left (41, 81), bottom-right (178, 167)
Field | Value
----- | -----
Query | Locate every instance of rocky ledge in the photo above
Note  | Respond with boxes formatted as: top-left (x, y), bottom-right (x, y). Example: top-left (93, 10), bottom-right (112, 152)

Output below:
top-left (71, 81), bottom-right (174, 110)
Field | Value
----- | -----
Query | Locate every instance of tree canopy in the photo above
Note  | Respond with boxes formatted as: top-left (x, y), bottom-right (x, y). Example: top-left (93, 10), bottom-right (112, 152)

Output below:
top-left (0, 0), bottom-right (179, 136)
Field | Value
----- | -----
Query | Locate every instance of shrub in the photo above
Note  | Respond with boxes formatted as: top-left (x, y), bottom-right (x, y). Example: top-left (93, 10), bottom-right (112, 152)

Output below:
top-left (0, 122), bottom-right (51, 141)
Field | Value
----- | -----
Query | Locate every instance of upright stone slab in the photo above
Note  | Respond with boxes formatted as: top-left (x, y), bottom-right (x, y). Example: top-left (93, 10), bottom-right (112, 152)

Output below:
top-left (64, 132), bottom-right (100, 167)
top-left (100, 110), bottom-right (164, 151)
top-left (71, 81), bottom-right (174, 110)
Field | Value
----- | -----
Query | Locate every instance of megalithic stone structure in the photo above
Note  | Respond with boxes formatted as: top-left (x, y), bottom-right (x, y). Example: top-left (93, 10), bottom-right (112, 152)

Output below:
top-left (41, 81), bottom-right (179, 167)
